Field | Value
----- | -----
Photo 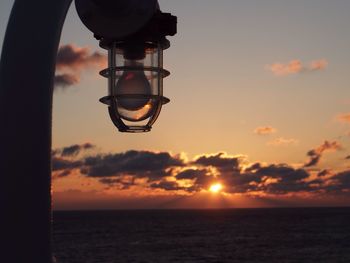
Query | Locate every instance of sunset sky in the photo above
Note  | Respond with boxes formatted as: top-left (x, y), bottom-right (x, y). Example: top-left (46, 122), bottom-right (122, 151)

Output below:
top-left (1, 0), bottom-right (350, 209)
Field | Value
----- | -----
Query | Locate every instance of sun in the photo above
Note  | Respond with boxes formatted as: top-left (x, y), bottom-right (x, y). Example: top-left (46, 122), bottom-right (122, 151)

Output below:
top-left (209, 183), bottom-right (223, 193)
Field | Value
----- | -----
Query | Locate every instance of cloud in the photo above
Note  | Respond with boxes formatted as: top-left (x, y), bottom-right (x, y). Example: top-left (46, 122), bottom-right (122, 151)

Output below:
top-left (220, 164), bottom-right (311, 194)
top-left (53, 143), bottom-right (95, 158)
top-left (52, 157), bottom-right (82, 172)
top-left (318, 169), bottom-right (331, 177)
top-left (331, 171), bottom-right (350, 190)
top-left (336, 113), bottom-right (350, 124)
top-left (54, 74), bottom-right (79, 88)
top-left (99, 177), bottom-right (135, 190)
top-left (61, 143), bottom-right (95, 157)
top-left (266, 59), bottom-right (328, 76)
top-left (255, 165), bottom-right (309, 182)
top-left (267, 137), bottom-right (299, 146)
top-left (81, 150), bottom-right (185, 180)
top-left (52, 143), bottom-right (96, 178)
top-left (52, 144), bottom-right (350, 198)
top-left (304, 140), bottom-right (342, 167)
top-left (322, 170), bottom-right (350, 193)
top-left (150, 181), bottom-right (187, 191)
top-left (310, 59), bottom-right (328, 71)
top-left (53, 146), bottom-right (313, 195)
top-left (56, 44), bottom-right (105, 71)
top-left (175, 168), bottom-right (215, 191)
top-left (266, 60), bottom-right (303, 76)
top-left (193, 152), bottom-right (241, 173)
top-left (55, 44), bottom-right (106, 89)
top-left (176, 168), bottom-right (208, 180)
top-left (254, 126), bottom-right (277, 135)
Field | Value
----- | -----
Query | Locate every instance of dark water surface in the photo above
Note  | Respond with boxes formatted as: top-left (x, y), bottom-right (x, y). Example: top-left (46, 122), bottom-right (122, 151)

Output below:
top-left (53, 208), bottom-right (350, 263)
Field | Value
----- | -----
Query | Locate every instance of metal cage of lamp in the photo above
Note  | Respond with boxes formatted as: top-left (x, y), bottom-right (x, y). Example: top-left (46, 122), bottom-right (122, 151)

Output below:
top-left (99, 38), bottom-right (171, 132)
top-left (74, 0), bottom-right (177, 133)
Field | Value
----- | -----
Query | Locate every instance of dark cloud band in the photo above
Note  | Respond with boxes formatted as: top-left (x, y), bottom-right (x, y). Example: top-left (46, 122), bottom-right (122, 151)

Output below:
top-left (52, 143), bottom-right (350, 197)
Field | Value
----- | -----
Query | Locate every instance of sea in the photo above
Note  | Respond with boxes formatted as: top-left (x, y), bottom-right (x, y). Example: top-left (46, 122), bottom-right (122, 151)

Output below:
top-left (53, 207), bottom-right (350, 263)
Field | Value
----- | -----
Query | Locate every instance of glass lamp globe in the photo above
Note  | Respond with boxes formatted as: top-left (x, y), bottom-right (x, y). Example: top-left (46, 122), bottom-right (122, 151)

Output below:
top-left (99, 40), bottom-right (170, 132)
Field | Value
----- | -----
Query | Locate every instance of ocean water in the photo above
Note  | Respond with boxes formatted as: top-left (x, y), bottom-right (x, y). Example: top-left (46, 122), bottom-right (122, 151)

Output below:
top-left (53, 208), bottom-right (350, 263)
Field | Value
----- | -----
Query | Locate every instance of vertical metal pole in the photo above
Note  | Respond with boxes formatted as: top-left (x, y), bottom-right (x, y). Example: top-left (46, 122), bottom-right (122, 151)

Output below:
top-left (108, 42), bottom-right (116, 96)
top-left (0, 0), bottom-right (72, 262)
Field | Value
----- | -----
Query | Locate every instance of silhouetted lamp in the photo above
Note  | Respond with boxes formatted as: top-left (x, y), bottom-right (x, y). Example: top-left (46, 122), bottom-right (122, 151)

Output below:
top-left (76, 0), bottom-right (177, 132)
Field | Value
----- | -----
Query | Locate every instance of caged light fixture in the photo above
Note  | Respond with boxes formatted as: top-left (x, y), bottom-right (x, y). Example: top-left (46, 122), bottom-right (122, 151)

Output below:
top-left (76, 0), bottom-right (177, 132)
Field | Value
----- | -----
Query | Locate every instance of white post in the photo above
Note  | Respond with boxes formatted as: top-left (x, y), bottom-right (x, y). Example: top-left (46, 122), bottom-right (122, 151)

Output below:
top-left (0, 0), bottom-right (72, 262)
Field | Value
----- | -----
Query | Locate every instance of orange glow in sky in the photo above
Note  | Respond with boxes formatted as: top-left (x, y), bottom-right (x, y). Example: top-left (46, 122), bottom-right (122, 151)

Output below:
top-left (209, 183), bottom-right (223, 193)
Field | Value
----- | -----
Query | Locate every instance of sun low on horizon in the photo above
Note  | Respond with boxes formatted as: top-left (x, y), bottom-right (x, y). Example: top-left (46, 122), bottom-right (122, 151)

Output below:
top-left (209, 183), bottom-right (223, 194)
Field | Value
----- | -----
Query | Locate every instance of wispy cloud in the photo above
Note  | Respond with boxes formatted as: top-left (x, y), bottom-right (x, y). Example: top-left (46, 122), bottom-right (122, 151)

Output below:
top-left (266, 60), bottom-right (303, 76)
top-left (54, 73), bottom-right (79, 87)
top-left (336, 113), bottom-right (350, 124)
top-left (56, 44), bottom-right (106, 71)
top-left (55, 44), bottom-right (106, 89)
top-left (267, 137), bottom-right (299, 146)
top-left (254, 126), bottom-right (277, 135)
top-left (266, 59), bottom-right (328, 76)
top-left (304, 140), bottom-right (342, 167)
top-left (61, 143), bottom-right (95, 157)
top-left (52, 143), bottom-right (95, 157)
top-left (309, 59), bottom-right (328, 71)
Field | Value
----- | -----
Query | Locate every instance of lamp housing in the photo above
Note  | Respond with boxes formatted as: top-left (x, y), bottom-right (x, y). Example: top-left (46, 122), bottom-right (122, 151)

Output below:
top-left (99, 38), bottom-right (170, 132)
top-left (75, 0), bottom-right (176, 132)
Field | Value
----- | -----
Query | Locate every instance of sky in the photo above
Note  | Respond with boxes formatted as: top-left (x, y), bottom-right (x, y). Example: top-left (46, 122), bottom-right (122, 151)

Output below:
top-left (1, 0), bottom-right (350, 209)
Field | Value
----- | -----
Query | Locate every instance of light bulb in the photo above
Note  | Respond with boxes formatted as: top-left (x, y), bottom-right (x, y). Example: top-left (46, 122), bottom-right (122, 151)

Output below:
top-left (114, 69), bottom-right (156, 122)
top-left (116, 71), bottom-right (151, 111)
